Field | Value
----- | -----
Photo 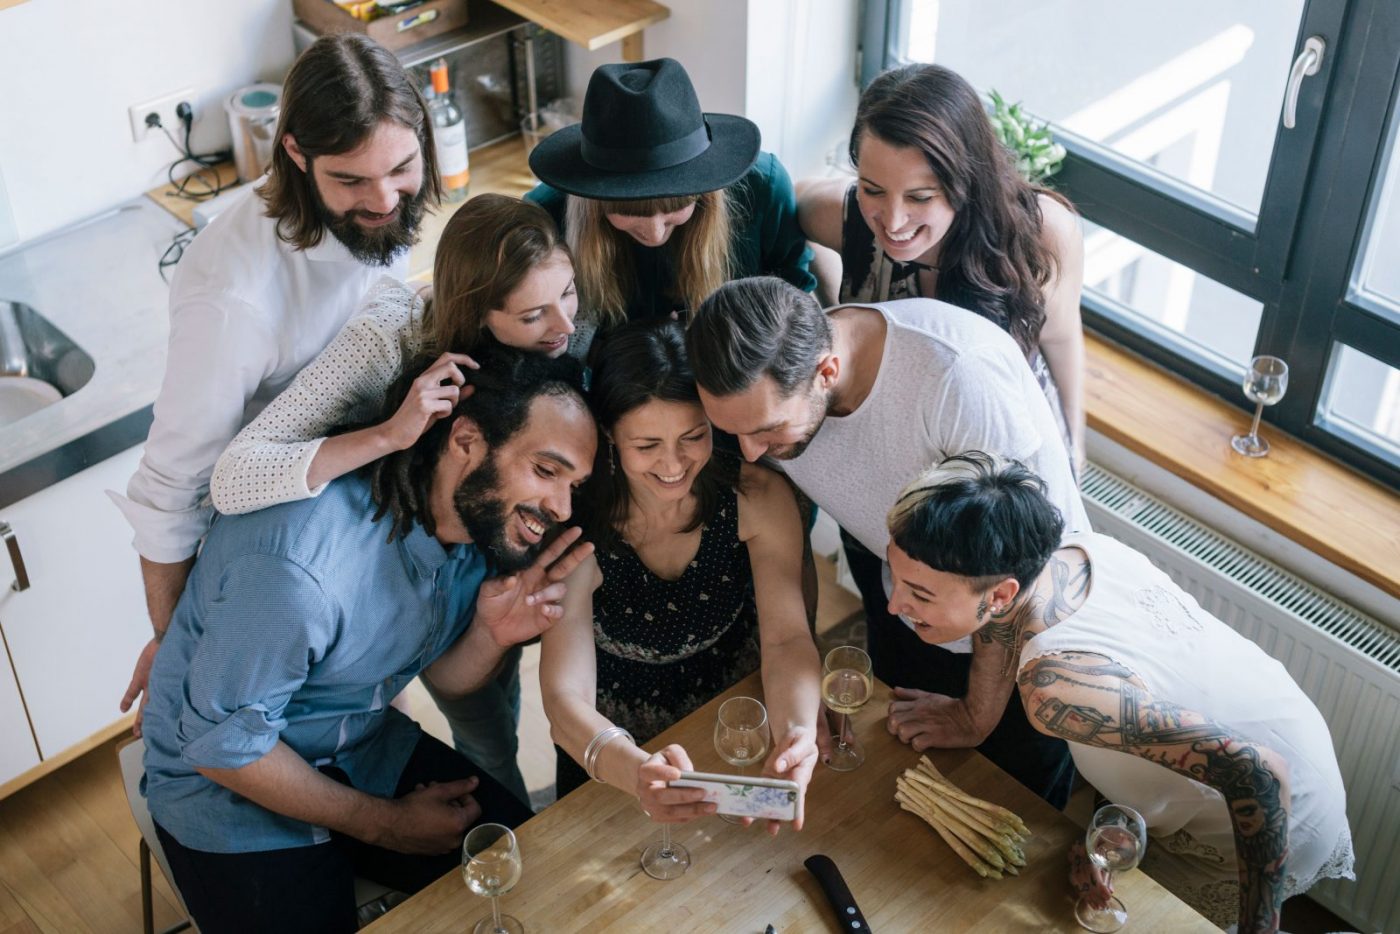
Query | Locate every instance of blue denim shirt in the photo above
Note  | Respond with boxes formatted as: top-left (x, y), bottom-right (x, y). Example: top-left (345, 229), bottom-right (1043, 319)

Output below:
top-left (143, 474), bottom-right (488, 853)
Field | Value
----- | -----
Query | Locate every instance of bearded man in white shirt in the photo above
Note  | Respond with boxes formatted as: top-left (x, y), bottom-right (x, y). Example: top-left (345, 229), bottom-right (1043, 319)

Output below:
top-left (113, 34), bottom-right (441, 729)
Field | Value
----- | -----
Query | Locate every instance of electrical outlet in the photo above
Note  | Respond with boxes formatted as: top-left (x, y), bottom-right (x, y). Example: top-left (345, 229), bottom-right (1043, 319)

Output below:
top-left (127, 88), bottom-right (195, 143)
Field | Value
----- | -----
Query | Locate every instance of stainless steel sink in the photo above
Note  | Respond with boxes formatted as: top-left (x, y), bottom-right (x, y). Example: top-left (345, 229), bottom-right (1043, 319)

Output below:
top-left (0, 300), bottom-right (93, 427)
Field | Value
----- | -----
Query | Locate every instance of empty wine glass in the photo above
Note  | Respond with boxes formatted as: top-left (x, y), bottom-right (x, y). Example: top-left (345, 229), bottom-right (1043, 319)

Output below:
top-left (821, 645), bottom-right (873, 772)
top-left (1075, 804), bottom-right (1148, 933)
top-left (714, 696), bottom-right (770, 823)
top-left (1231, 355), bottom-right (1289, 457)
top-left (462, 823), bottom-right (524, 934)
top-left (640, 816), bottom-right (691, 881)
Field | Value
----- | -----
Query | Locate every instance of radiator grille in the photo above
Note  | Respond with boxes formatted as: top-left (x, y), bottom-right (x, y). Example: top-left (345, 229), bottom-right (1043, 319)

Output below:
top-left (1081, 465), bottom-right (1400, 671)
top-left (1080, 463), bottom-right (1399, 933)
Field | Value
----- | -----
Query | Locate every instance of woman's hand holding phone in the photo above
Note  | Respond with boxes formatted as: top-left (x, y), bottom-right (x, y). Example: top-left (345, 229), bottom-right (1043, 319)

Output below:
top-left (636, 743), bottom-right (716, 823)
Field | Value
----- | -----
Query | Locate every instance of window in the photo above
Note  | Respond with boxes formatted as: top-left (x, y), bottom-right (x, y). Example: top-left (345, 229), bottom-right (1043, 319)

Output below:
top-left (863, 0), bottom-right (1400, 488)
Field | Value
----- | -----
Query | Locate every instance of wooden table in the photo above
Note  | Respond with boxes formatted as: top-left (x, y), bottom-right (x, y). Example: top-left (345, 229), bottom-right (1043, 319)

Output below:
top-left (370, 674), bottom-right (1214, 932)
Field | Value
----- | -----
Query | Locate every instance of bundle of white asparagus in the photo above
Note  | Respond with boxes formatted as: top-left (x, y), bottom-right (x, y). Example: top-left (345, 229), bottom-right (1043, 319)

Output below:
top-left (894, 756), bottom-right (1032, 879)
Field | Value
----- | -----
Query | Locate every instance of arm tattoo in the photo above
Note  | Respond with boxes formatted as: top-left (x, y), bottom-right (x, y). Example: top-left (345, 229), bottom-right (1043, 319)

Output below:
top-left (1019, 655), bottom-right (1290, 932)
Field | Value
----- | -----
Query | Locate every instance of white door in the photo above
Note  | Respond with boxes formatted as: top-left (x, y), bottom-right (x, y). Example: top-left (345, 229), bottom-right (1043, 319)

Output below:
top-left (0, 445), bottom-right (149, 757)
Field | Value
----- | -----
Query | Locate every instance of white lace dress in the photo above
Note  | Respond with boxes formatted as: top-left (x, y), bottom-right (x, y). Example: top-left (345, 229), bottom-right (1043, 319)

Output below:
top-left (1019, 533), bottom-right (1355, 927)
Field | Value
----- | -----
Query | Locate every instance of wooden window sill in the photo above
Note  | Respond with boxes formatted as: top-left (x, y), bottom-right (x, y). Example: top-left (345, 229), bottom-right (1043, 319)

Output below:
top-left (1085, 333), bottom-right (1400, 600)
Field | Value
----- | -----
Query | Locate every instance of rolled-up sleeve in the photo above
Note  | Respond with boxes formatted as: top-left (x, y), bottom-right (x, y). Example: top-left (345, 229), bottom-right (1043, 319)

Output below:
top-left (117, 292), bottom-right (278, 562)
top-left (176, 553), bottom-right (337, 771)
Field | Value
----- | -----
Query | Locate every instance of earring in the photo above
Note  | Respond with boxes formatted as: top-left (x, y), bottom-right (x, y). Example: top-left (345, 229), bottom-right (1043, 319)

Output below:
top-left (608, 440), bottom-right (618, 474)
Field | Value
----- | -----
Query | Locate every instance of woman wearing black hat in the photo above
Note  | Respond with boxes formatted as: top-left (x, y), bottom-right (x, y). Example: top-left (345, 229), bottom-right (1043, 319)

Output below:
top-left (526, 58), bottom-right (815, 327)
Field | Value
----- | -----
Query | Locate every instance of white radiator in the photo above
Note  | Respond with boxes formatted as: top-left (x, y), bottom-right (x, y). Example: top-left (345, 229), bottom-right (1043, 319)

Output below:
top-left (1080, 463), bottom-right (1399, 934)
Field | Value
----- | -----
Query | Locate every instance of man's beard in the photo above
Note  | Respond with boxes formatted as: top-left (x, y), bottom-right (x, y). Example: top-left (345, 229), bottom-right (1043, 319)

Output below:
top-left (452, 450), bottom-right (555, 573)
top-left (308, 163), bottom-right (425, 267)
top-left (765, 388), bottom-right (831, 461)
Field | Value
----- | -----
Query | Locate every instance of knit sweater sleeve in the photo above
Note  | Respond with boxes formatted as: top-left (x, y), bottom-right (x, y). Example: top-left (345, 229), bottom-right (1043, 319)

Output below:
top-left (208, 278), bottom-right (421, 514)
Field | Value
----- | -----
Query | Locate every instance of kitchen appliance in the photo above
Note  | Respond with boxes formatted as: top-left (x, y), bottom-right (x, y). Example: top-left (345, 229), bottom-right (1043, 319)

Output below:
top-left (224, 83), bottom-right (282, 184)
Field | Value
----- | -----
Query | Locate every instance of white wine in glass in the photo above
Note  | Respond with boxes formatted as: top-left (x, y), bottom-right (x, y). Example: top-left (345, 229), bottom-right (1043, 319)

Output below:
top-left (1075, 804), bottom-right (1147, 933)
top-left (463, 824), bottom-right (524, 934)
top-left (714, 696), bottom-right (770, 823)
top-left (1231, 355), bottom-right (1288, 457)
top-left (822, 645), bottom-right (873, 771)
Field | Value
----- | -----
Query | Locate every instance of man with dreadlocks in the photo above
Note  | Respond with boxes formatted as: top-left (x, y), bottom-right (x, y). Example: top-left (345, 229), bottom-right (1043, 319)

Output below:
top-left (883, 452), bottom-right (1353, 932)
top-left (137, 347), bottom-right (596, 933)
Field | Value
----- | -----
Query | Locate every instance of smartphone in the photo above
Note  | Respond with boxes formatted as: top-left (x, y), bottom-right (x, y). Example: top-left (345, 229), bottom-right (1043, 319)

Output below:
top-left (669, 770), bottom-right (801, 821)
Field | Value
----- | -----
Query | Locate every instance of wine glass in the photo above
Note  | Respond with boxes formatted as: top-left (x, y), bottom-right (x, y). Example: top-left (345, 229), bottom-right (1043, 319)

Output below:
top-left (1075, 804), bottom-right (1148, 933)
top-left (713, 696), bottom-right (770, 823)
top-left (462, 823), bottom-right (524, 934)
top-left (640, 816), bottom-right (691, 881)
top-left (821, 645), bottom-right (873, 772)
top-left (1231, 355), bottom-right (1288, 457)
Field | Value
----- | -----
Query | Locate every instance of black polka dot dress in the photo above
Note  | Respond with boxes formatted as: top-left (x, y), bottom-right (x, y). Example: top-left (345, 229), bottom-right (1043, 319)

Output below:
top-left (592, 487), bottom-right (760, 747)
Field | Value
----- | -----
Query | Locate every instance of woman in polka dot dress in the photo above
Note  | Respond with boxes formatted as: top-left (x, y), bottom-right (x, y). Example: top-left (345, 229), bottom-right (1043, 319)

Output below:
top-left (540, 319), bottom-right (822, 832)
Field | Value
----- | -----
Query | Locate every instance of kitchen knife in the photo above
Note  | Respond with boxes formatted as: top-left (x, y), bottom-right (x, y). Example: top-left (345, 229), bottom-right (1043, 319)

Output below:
top-left (804, 854), bottom-right (873, 932)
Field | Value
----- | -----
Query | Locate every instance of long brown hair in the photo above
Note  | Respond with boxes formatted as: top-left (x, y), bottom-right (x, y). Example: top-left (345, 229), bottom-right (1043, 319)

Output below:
top-left (421, 194), bottom-right (574, 355)
top-left (259, 35), bottom-right (442, 251)
top-left (565, 191), bottom-right (732, 326)
top-left (850, 64), bottom-right (1070, 356)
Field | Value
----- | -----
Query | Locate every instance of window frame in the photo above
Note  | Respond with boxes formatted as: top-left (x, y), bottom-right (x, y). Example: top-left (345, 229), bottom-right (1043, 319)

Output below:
top-left (861, 0), bottom-right (1400, 490)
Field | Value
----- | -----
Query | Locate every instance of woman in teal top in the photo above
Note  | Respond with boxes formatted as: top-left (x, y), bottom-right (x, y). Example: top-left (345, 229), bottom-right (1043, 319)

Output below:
top-left (526, 57), bottom-right (813, 328)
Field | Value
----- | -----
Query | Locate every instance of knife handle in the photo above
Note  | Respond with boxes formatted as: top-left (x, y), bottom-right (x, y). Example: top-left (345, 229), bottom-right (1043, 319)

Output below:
top-left (804, 854), bottom-right (872, 931)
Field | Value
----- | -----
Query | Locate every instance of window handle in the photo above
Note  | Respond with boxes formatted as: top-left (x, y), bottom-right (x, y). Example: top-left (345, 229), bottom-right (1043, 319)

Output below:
top-left (0, 521), bottom-right (29, 592)
top-left (1283, 36), bottom-right (1325, 130)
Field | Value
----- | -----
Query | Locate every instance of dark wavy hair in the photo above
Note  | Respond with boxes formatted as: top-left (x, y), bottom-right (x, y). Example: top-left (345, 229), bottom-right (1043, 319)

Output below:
top-left (887, 451), bottom-right (1064, 590)
top-left (580, 319), bottom-right (740, 552)
top-left (259, 34), bottom-right (442, 250)
top-left (364, 341), bottom-right (589, 542)
top-left (850, 64), bottom-right (1070, 357)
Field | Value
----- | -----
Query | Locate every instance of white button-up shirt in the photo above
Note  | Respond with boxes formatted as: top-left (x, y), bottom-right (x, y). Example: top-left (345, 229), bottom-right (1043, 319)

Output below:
top-left (112, 184), bottom-right (408, 563)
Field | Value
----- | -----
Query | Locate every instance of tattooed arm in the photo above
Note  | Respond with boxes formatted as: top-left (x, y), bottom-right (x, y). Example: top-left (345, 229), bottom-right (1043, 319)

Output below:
top-left (1017, 652), bottom-right (1292, 934)
top-left (887, 550), bottom-right (1090, 749)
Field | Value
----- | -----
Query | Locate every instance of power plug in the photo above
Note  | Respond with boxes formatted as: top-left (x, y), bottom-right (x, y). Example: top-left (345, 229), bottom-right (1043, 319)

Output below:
top-left (127, 88), bottom-right (195, 142)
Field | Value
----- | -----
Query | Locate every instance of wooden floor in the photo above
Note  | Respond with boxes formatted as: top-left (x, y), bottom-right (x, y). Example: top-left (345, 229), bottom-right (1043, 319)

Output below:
top-left (0, 557), bottom-right (861, 934)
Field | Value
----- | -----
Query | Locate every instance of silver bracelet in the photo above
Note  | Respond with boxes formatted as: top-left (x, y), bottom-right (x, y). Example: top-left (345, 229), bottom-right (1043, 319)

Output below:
top-left (583, 726), bottom-right (634, 783)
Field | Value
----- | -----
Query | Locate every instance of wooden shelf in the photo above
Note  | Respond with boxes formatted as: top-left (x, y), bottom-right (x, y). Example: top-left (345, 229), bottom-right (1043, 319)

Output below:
top-left (488, 0), bottom-right (668, 57)
top-left (1085, 333), bottom-right (1400, 599)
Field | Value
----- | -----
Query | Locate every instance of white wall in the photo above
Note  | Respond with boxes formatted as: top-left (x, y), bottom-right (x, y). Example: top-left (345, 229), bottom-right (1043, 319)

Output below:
top-left (561, 0), bottom-right (860, 184)
top-left (745, 0), bottom-right (860, 181)
top-left (0, 0), bottom-right (294, 241)
top-left (563, 0), bottom-right (749, 118)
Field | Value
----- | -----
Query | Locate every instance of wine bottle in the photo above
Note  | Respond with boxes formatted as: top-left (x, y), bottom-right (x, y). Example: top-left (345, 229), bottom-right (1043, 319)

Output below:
top-left (427, 58), bottom-right (469, 203)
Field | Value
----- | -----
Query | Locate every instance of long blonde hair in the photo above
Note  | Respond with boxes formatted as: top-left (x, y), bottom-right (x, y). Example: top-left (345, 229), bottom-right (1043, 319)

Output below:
top-left (565, 191), bottom-right (732, 326)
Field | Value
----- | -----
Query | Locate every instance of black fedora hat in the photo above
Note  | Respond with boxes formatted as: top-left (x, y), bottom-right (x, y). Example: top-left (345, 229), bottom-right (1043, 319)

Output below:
top-left (529, 58), bottom-right (760, 201)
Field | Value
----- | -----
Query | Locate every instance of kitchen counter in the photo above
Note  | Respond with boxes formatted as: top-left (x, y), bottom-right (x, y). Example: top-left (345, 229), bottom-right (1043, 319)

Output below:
top-left (0, 199), bottom-right (187, 508)
top-left (0, 136), bottom-right (539, 510)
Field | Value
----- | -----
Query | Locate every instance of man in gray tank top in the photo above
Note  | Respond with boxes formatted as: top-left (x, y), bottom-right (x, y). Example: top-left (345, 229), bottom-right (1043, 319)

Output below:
top-left (687, 276), bottom-right (1088, 806)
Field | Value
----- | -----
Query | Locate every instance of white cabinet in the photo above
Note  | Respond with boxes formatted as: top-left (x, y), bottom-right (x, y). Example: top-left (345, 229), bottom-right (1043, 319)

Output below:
top-left (0, 445), bottom-right (149, 759)
top-left (0, 655), bottom-right (40, 786)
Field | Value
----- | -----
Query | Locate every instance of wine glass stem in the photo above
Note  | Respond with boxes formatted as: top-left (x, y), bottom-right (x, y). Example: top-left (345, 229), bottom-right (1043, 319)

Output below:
top-left (838, 711), bottom-right (849, 751)
top-left (661, 823), bottom-right (673, 859)
top-left (1248, 400), bottom-right (1264, 441)
top-left (491, 894), bottom-right (502, 930)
